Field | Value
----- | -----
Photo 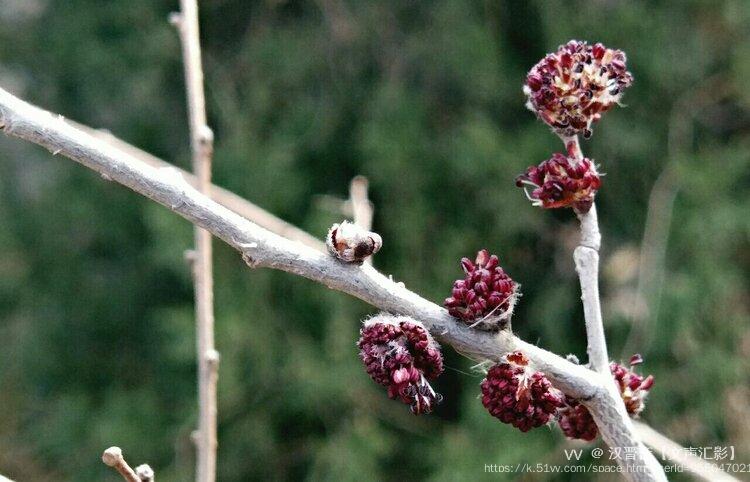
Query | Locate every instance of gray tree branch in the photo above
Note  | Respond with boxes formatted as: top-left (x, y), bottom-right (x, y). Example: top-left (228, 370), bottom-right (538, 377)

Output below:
top-left (170, 1), bottom-right (218, 480)
top-left (68, 119), bottom-right (325, 252)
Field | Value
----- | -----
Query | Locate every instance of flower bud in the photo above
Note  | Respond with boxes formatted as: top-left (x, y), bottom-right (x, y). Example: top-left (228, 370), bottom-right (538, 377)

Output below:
top-left (523, 40), bottom-right (633, 138)
top-left (558, 397), bottom-right (598, 441)
top-left (481, 352), bottom-right (565, 432)
top-left (516, 153), bottom-right (601, 213)
top-left (611, 355), bottom-right (654, 416)
top-left (358, 314), bottom-right (444, 415)
top-left (558, 354), bottom-right (655, 439)
top-left (326, 220), bottom-right (382, 264)
top-left (444, 249), bottom-right (519, 331)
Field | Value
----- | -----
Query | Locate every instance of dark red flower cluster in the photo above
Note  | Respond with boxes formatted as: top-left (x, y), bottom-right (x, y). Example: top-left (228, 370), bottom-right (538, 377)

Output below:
top-left (524, 40), bottom-right (633, 138)
top-left (358, 315), bottom-right (444, 415)
top-left (481, 352), bottom-right (565, 432)
top-left (611, 354), bottom-right (654, 416)
top-left (557, 397), bottom-right (598, 441)
top-left (516, 152), bottom-right (601, 213)
top-left (557, 354), bottom-right (654, 441)
top-left (444, 249), bottom-right (518, 331)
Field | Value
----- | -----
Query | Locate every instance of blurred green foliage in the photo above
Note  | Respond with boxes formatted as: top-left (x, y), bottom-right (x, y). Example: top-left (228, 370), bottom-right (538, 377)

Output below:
top-left (0, 0), bottom-right (748, 480)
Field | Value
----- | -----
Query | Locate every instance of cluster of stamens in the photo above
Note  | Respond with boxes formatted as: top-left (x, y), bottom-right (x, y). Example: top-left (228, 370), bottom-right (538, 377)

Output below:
top-left (358, 315), bottom-right (444, 414)
top-left (516, 152), bottom-right (601, 212)
top-left (557, 354), bottom-right (654, 441)
top-left (610, 354), bottom-right (654, 416)
top-left (524, 40), bottom-right (633, 138)
top-left (444, 249), bottom-right (519, 331)
top-left (480, 352), bottom-right (565, 432)
top-left (557, 396), bottom-right (599, 441)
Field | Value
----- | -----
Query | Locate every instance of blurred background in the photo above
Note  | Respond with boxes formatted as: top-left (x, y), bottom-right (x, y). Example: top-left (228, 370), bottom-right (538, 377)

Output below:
top-left (0, 0), bottom-right (748, 480)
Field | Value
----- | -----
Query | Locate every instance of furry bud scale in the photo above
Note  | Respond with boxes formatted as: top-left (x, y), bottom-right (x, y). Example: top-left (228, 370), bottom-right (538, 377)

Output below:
top-left (327, 220), bottom-right (382, 264)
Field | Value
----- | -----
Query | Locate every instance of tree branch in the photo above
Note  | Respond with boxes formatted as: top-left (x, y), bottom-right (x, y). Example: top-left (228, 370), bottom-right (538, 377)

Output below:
top-left (68, 119), bottom-right (326, 252)
top-left (349, 175), bottom-right (375, 265)
top-left (563, 135), bottom-right (609, 375)
top-left (634, 421), bottom-right (740, 482)
top-left (171, 1), bottom-right (218, 481)
top-left (102, 447), bottom-right (152, 482)
top-left (560, 135), bottom-right (666, 480)
top-left (0, 86), bottom-right (666, 481)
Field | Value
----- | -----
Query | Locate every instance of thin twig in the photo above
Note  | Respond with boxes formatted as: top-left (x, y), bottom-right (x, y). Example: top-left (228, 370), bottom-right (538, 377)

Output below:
top-left (562, 135), bottom-right (609, 375)
top-left (559, 135), bottom-right (665, 480)
top-left (622, 75), bottom-right (733, 356)
top-left (349, 175), bottom-right (374, 265)
top-left (68, 119), bottom-right (325, 251)
top-left (101, 447), bottom-right (141, 482)
top-left (634, 421), bottom-right (740, 482)
top-left (0, 87), bottom-right (669, 481)
top-left (171, 2), bottom-right (218, 481)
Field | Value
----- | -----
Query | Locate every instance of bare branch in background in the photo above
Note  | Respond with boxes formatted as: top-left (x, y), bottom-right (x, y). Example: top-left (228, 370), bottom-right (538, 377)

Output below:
top-left (349, 175), bottom-right (375, 265)
top-left (0, 85), bottom-right (681, 482)
top-left (101, 447), bottom-right (150, 482)
top-left (634, 421), bottom-right (740, 482)
top-left (171, 1), bottom-right (218, 480)
top-left (622, 75), bottom-right (734, 355)
top-left (349, 175), bottom-right (373, 231)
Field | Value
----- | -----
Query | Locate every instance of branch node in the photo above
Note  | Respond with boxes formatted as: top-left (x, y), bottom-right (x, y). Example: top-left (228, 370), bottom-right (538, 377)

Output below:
top-left (135, 464), bottom-right (155, 482)
top-left (242, 252), bottom-right (259, 268)
top-left (198, 125), bottom-right (214, 145)
top-left (205, 348), bottom-right (220, 367)
top-left (168, 12), bottom-right (183, 27)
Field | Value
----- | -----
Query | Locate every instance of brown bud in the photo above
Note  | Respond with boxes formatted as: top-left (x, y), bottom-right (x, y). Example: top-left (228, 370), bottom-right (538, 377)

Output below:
top-left (326, 220), bottom-right (382, 264)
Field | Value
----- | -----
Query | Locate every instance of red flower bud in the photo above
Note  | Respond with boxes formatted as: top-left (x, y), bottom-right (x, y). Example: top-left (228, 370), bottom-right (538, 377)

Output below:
top-left (611, 356), bottom-right (654, 416)
top-left (444, 249), bottom-right (519, 331)
top-left (481, 352), bottom-right (565, 432)
top-left (358, 314), bottom-right (444, 415)
top-left (558, 397), bottom-right (599, 441)
top-left (516, 153), bottom-right (601, 212)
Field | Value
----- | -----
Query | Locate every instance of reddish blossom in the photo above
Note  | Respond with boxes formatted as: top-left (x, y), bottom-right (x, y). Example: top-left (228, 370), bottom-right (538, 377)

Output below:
top-left (481, 352), bottom-right (565, 432)
top-left (444, 249), bottom-right (519, 331)
top-left (516, 152), bottom-right (601, 213)
top-left (524, 40), bottom-right (633, 138)
top-left (611, 355), bottom-right (654, 416)
top-left (358, 314), bottom-right (444, 414)
top-left (558, 397), bottom-right (598, 441)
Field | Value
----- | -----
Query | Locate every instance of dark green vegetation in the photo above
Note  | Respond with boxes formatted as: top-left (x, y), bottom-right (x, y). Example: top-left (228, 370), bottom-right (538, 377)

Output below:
top-left (0, 1), bottom-right (748, 480)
